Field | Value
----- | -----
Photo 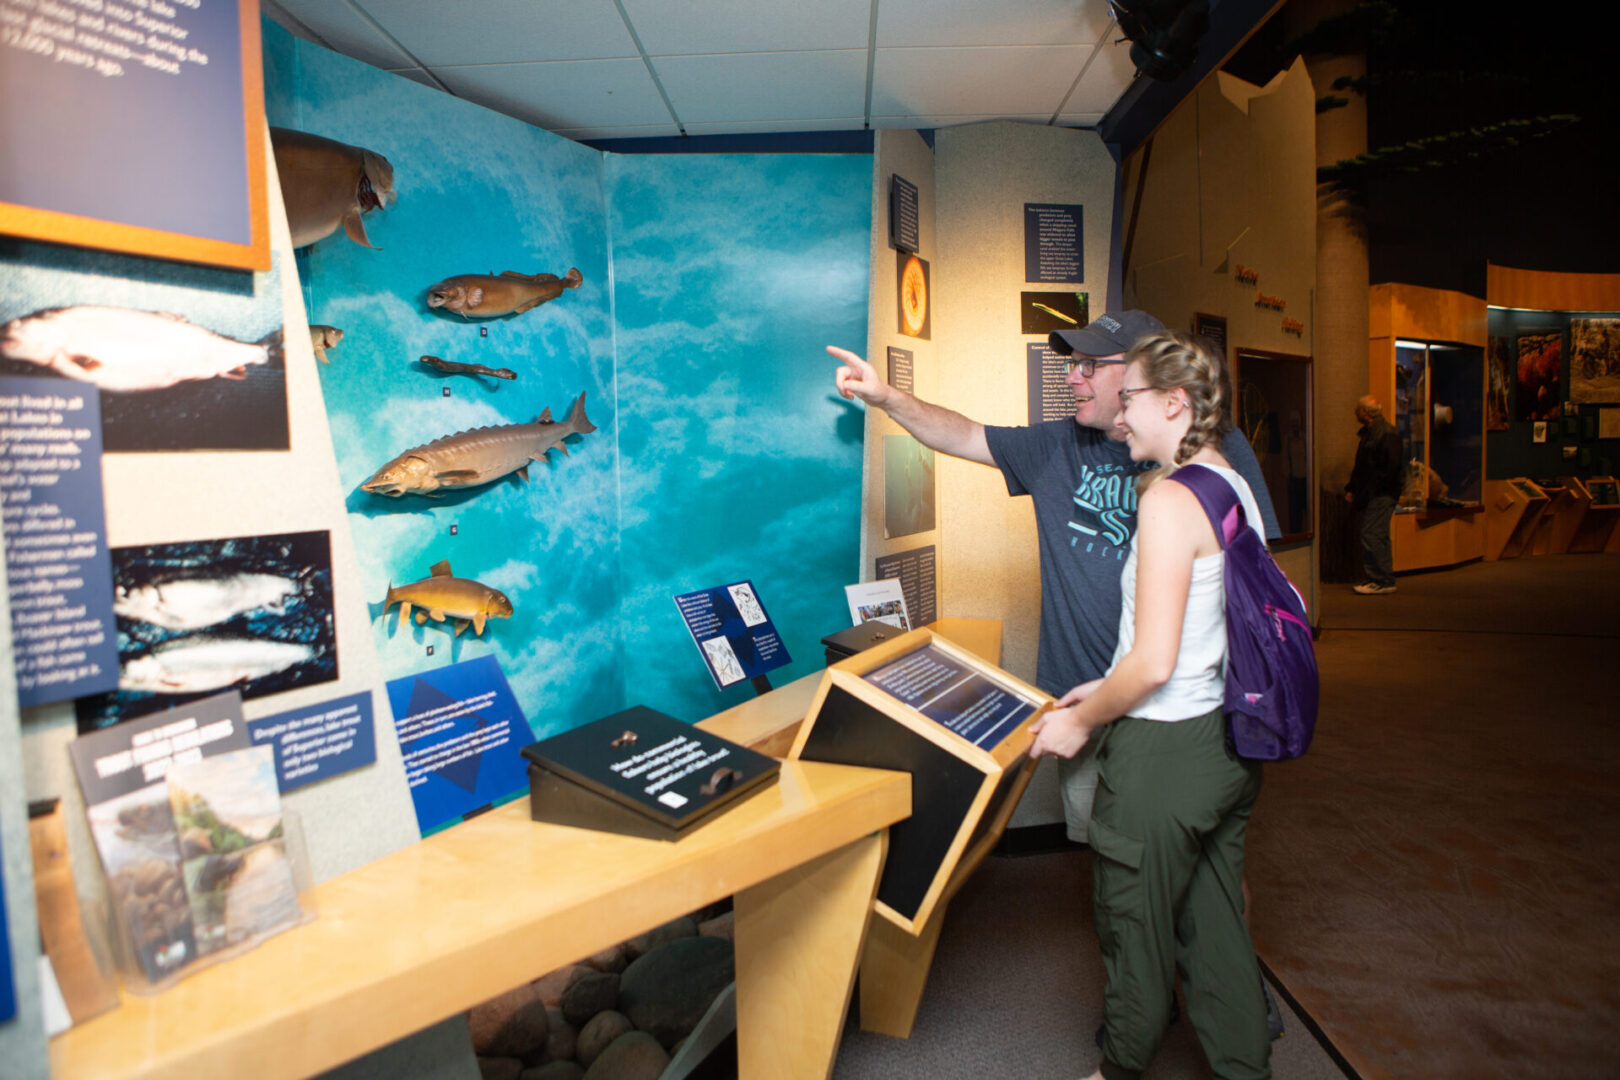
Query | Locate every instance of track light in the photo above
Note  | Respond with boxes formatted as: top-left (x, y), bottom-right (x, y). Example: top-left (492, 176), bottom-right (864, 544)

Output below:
top-left (1109, 0), bottom-right (1210, 82)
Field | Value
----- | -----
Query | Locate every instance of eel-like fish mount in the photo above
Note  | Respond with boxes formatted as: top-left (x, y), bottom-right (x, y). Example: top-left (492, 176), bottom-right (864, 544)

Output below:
top-left (419, 355), bottom-right (517, 381)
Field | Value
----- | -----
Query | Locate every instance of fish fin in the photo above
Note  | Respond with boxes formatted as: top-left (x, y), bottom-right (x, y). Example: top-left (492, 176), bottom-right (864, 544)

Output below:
top-left (517, 464), bottom-right (530, 481)
top-left (221, 366), bottom-right (248, 380)
top-left (453, 620), bottom-right (467, 638)
top-left (533, 446), bottom-right (560, 460)
top-left (564, 268), bottom-right (582, 287)
top-left (156, 311), bottom-right (189, 322)
top-left (466, 287), bottom-right (483, 308)
top-left (64, 353), bottom-right (102, 371)
top-left (414, 611), bottom-right (427, 624)
top-left (313, 345), bottom-right (328, 363)
top-left (427, 608), bottom-right (446, 622)
top-left (430, 559), bottom-right (453, 578)
top-left (395, 598), bottom-right (410, 628)
top-left (537, 407), bottom-right (554, 423)
top-left (514, 296), bottom-right (547, 314)
top-left (566, 391), bottom-right (597, 435)
top-left (500, 270), bottom-right (552, 281)
top-left (257, 328), bottom-right (285, 369)
top-left (343, 209), bottom-right (379, 249)
top-left (473, 612), bottom-right (487, 635)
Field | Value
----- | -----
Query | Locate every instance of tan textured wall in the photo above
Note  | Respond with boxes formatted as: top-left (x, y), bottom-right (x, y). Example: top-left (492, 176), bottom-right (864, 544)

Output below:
top-left (932, 122), bottom-right (1117, 687)
top-left (1122, 59), bottom-right (1320, 613)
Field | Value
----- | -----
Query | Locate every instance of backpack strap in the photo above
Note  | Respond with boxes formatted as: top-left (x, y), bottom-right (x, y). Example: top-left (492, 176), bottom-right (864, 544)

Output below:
top-left (1167, 463), bottom-right (1247, 551)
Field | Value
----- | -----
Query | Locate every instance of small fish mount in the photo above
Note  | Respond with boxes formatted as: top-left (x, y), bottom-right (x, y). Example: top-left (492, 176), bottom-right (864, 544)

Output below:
top-left (418, 355), bottom-right (517, 382)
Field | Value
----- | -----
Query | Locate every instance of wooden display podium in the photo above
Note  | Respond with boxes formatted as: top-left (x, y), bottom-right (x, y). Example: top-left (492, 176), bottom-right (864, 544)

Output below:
top-left (1541, 478), bottom-right (1592, 554)
top-left (1487, 478), bottom-right (1550, 560)
top-left (1569, 476), bottom-right (1620, 553)
top-left (788, 627), bottom-right (1048, 1037)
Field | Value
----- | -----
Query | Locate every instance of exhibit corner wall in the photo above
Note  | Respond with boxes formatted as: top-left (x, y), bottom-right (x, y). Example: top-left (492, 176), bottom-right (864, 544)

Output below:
top-left (1121, 59), bottom-right (1318, 610)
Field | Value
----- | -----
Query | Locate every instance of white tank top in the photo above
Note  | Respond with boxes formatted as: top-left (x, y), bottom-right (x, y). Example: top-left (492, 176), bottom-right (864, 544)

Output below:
top-left (1108, 464), bottom-right (1267, 721)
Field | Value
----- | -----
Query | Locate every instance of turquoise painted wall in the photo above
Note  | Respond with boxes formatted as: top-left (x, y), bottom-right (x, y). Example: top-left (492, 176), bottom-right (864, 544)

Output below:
top-left (263, 23), bottom-right (868, 734)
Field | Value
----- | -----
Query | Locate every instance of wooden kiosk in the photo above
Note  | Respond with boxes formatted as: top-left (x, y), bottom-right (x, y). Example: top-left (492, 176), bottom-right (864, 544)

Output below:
top-left (1486, 478), bottom-right (1551, 561)
top-left (1569, 476), bottom-right (1620, 553)
top-left (789, 626), bottom-right (1050, 1037)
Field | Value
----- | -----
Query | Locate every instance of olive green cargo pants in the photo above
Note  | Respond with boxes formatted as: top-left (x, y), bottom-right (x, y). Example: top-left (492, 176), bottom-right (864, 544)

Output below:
top-left (1088, 707), bottom-right (1270, 1080)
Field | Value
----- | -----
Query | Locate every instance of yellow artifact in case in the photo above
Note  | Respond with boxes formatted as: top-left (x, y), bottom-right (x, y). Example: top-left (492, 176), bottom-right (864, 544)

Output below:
top-left (788, 627), bottom-right (1050, 935)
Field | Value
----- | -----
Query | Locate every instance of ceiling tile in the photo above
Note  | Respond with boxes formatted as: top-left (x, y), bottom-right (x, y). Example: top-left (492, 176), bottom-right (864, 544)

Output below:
top-left (433, 58), bottom-right (672, 130)
top-left (554, 123), bottom-right (684, 141)
top-left (872, 45), bottom-right (1092, 119)
top-left (620, 0), bottom-right (872, 54)
top-left (1063, 38), bottom-right (1139, 114)
top-left (356, 0), bottom-right (637, 67)
top-left (653, 52), bottom-right (869, 124)
top-left (870, 114), bottom-right (1051, 129)
top-left (682, 118), bottom-right (868, 135)
top-left (875, 0), bottom-right (1114, 48)
top-left (268, 0), bottom-right (414, 70)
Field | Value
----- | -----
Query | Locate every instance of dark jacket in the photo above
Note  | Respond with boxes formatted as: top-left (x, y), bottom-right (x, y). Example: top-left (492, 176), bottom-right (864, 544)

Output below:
top-left (1347, 415), bottom-right (1404, 507)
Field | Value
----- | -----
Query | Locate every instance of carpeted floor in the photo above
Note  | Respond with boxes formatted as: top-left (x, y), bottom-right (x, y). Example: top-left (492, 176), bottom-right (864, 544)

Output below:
top-left (1248, 553), bottom-right (1620, 1079)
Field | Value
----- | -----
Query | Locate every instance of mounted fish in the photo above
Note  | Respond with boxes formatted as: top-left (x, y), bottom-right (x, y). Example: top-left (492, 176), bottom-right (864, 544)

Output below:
top-left (382, 559), bottom-right (513, 637)
top-left (119, 636), bottom-right (317, 695)
top-left (360, 391), bottom-right (596, 497)
top-left (419, 355), bottom-right (517, 381)
top-left (270, 127), bottom-right (396, 249)
top-left (426, 268), bottom-right (582, 318)
top-left (0, 306), bottom-right (282, 392)
top-left (310, 325), bottom-right (344, 364)
top-left (114, 572), bottom-right (303, 632)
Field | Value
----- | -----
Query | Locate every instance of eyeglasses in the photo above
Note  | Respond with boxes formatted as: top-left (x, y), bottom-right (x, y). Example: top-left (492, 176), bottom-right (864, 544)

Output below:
top-left (1064, 355), bottom-right (1125, 378)
top-left (1117, 385), bottom-right (1156, 408)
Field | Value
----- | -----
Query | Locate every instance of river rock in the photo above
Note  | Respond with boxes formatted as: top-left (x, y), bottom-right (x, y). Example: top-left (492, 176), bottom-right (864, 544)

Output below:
top-left (521, 1007), bottom-right (576, 1067)
top-left (581, 1031), bottom-right (669, 1080)
top-left (560, 971), bottom-right (620, 1026)
top-left (533, 964), bottom-right (594, 1007)
top-left (468, 984), bottom-right (551, 1057)
top-left (583, 942), bottom-right (630, 973)
top-left (618, 937), bottom-right (735, 1047)
top-left (576, 1010), bottom-right (634, 1067)
top-left (521, 1062), bottom-right (584, 1080)
top-left (624, 916), bottom-right (695, 958)
top-left (697, 910), bottom-right (734, 942)
top-left (477, 1056), bottom-right (524, 1080)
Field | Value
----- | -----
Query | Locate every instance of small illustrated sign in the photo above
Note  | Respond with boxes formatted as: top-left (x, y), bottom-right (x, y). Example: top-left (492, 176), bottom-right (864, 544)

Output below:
top-left (1024, 203), bottom-right (1084, 283)
top-left (672, 580), bottom-right (791, 691)
top-left (249, 691), bottom-right (377, 794)
top-left (385, 655), bottom-right (531, 836)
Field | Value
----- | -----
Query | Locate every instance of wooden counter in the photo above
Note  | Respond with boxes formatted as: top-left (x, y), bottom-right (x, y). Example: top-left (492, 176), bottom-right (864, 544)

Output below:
top-left (49, 757), bottom-right (910, 1080)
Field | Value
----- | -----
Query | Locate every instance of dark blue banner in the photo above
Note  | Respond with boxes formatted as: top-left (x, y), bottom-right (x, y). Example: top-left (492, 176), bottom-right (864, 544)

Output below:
top-left (249, 690), bottom-right (377, 794)
top-left (386, 655), bottom-right (531, 837)
top-left (1024, 203), bottom-right (1085, 284)
top-left (672, 580), bottom-right (791, 691)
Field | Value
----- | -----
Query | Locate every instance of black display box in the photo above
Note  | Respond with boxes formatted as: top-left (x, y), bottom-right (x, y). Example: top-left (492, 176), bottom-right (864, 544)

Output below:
top-left (789, 628), bottom-right (1050, 935)
top-left (821, 620), bottom-right (904, 666)
top-left (521, 706), bottom-right (780, 842)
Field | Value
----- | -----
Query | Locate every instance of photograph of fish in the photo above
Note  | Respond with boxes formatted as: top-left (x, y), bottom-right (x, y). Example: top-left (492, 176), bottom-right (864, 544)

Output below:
top-left (310, 325), bottom-right (344, 364)
top-left (360, 391), bottom-right (596, 498)
top-left (0, 243), bottom-right (291, 452)
top-left (1486, 335), bottom-right (1512, 431)
top-left (426, 267), bottom-right (582, 319)
top-left (270, 127), bottom-right (396, 250)
top-left (1516, 332), bottom-right (1563, 421)
top-left (77, 531), bottom-right (336, 732)
top-left (382, 559), bottom-right (513, 638)
top-left (1020, 291), bottom-right (1090, 335)
top-left (419, 355), bottom-right (517, 382)
top-left (1571, 318), bottom-right (1620, 404)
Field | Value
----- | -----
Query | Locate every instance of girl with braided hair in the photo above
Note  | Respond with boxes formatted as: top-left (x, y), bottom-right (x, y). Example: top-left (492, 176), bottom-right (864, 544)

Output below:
top-left (1029, 331), bottom-right (1273, 1080)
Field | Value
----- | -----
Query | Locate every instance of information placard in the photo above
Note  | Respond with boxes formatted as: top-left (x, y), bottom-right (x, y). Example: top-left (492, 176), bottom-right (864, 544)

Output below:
top-left (887, 346), bottom-right (914, 395)
top-left (0, 0), bottom-right (268, 269)
top-left (0, 375), bottom-right (118, 706)
top-left (672, 580), bottom-right (791, 691)
top-left (889, 174), bottom-right (920, 253)
top-left (863, 643), bottom-right (1036, 750)
top-left (875, 545), bottom-right (936, 628)
top-left (385, 655), bottom-right (531, 837)
top-left (1028, 342), bottom-right (1078, 425)
top-left (248, 690), bottom-right (376, 794)
top-left (1024, 203), bottom-right (1084, 284)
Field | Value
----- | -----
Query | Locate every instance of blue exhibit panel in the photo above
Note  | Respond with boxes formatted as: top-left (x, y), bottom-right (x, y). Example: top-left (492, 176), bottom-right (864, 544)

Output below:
top-left (864, 644), bottom-right (1034, 750)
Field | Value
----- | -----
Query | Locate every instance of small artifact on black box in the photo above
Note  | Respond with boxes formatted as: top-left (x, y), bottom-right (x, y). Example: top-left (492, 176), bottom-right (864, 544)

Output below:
top-left (521, 706), bottom-right (780, 842)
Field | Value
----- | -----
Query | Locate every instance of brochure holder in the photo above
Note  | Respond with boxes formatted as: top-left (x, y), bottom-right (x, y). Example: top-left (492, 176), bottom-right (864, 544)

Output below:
top-left (788, 627), bottom-right (1050, 935)
top-left (521, 706), bottom-right (781, 842)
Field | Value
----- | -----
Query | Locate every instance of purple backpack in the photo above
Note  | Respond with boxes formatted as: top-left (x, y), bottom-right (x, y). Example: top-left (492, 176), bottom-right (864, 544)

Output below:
top-left (1169, 464), bottom-right (1319, 761)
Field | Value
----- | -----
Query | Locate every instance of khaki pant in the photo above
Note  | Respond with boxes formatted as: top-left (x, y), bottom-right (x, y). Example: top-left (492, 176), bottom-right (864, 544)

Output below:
top-left (1088, 707), bottom-right (1270, 1080)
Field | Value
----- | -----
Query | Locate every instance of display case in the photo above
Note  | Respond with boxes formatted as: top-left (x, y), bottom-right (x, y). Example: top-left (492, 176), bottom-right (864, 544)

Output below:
top-left (1234, 349), bottom-right (1313, 541)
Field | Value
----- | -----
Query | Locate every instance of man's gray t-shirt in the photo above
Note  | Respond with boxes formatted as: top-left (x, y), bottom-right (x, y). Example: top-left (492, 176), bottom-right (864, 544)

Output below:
top-left (983, 421), bottom-right (1279, 695)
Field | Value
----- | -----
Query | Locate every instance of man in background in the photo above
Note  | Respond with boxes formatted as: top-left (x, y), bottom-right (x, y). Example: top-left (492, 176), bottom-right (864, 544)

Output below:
top-left (1345, 395), bottom-right (1403, 595)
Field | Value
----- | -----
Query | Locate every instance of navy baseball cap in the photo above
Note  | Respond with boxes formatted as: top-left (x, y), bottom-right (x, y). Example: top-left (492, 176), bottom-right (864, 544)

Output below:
top-left (1049, 310), bottom-right (1165, 357)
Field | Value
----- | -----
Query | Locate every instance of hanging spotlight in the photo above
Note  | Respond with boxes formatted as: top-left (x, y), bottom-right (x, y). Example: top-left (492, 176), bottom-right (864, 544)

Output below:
top-left (1109, 0), bottom-right (1210, 82)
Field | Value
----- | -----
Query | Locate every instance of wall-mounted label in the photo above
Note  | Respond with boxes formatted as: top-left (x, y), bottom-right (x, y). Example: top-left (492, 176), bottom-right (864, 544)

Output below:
top-left (1028, 343), bottom-right (1078, 424)
top-left (875, 545), bottom-right (936, 628)
top-left (1024, 203), bottom-right (1084, 284)
top-left (249, 690), bottom-right (376, 794)
top-left (1255, 292), bottom-right (1287, 311)
top-left (1234, 265), bottom-right (1260, 285)
top-left (0, 376), bottom-right (118, 706)
top-left (1282, 317), bottom-right (1305, 336)
top-left (887, 346), bottom-right (914, 395)
top-left (889, 174), bottom-right (920, 253)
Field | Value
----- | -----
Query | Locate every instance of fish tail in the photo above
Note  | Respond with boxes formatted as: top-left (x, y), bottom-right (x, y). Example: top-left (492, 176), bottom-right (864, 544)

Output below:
top-left (563, 267), bottom-right (582, 288)
top-left (566, 391), bottom-right (596, 435)
top-left (258, 328), bottom-right (285, 368)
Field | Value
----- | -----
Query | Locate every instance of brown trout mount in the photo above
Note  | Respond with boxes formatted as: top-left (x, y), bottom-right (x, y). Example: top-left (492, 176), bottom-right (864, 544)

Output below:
top-left (425, 268), bottom-right (582, 318)
top-left (383, 560), bottom-right (513, 637)
top-left (360, 391), bottom-right (596, 497)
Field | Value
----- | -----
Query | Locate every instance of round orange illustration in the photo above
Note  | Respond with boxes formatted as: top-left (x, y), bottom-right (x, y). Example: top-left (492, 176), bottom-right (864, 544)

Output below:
top-left (900, 255), bottom-right (928, 337)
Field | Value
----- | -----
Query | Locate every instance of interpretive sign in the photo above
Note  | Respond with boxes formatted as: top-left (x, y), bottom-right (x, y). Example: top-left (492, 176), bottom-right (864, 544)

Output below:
top-left (0, 375), bottom-right (118, 707)
top-left (875, 544), bottom-right (936, 628)
top-left (1028, 342), bottom-right (1078, 424)
top-left (791, 628), bottom-right (1050, 934)
top-left (521, 705), bottom-right (780, 841)
top-left (889, 173), bottom-right (920, 253)
top-left (887, 346), bottom-right (914, 395)
top-left (0, 0), bottom-right (269, 269)
top-left (864, 643), bottom-right (1036, 751)
top-left (1024, 203), bottom-right (1084, 283)
top-left (672, 580), bottom-right (790, 691)
top-left (385, 655), bottom-right (530, 837)
top-left (248, 690), bottom-right (376, 794)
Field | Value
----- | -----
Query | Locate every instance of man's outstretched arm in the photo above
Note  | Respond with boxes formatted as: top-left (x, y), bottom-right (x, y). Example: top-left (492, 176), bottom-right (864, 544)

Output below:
top-left (828, 345), bottom-right (994, 466)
